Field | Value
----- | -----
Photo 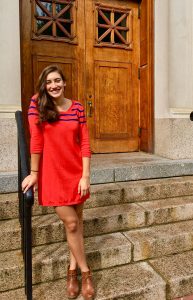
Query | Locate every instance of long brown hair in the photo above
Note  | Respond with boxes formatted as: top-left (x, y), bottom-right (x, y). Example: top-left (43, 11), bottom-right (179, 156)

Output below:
top-left (36, 65), bottom-right (66, 122)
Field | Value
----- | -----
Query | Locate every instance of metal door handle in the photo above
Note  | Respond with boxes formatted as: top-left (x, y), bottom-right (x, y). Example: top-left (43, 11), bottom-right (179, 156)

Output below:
top-left (87, 100), bottom-right (92, 117)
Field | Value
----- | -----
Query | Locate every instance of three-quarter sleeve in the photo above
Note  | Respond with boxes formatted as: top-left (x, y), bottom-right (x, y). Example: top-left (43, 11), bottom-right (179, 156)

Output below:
top-left (28, 96), bottom-right (44, 154)
top-left (77, 104), bottom-right (91, 158)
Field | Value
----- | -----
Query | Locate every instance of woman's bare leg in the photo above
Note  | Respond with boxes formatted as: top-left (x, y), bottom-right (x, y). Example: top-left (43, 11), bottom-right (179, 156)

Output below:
top-left (55, 204), bottom-right (89, 272)
top-left (69, 204), bottom-right (84, 270)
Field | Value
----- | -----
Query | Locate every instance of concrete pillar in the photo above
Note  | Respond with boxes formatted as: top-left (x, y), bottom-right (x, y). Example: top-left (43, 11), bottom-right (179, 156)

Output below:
top-left (0, 0), bottom-right (21, 171)
top-left (154, 0), bottom-right (193, 159)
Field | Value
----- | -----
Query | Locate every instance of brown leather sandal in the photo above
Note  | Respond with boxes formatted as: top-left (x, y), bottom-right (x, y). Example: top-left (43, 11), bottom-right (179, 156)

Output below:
top-left (67, 266), bottom-right (80, 299)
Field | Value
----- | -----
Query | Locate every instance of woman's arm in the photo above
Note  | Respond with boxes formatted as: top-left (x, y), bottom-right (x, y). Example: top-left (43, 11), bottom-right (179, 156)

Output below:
top-left (22, 153), bottom-right (41, 193)
top-left (78, 157), bottom-right (91, 197)
top-left (22, 97), bottom-right (44, 193)
top-left (77, 103), bottom-right (91, 197)
top-left (82, 157), bottom-right (90, 178)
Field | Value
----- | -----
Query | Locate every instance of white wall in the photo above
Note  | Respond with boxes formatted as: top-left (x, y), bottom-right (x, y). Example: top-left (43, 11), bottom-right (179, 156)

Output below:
top-left (169, 0), bottom-right (193, 111)
top-left (154, 0), bottom-right (193, 159)
top-left (0, 0), bottom-right (21, 172)
top-left (0, 0), bottom-right (21, 108)
top-left (154, 0), bottom-right (169, 118)
top-left (155, 0), bottom-right (193, 119)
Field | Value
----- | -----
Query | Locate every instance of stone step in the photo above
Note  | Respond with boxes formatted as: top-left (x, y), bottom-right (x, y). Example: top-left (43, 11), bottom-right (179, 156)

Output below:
top-left (2, 195), bottom-right (193, 252)
top-left (0, 193), bottom-right (18, 220)
top-left (149, 250), bottom-right (193, 300)
top-left (2, 176), bottom-right (193, 220)
top-left (2, 153), bottom-right (193, 193)
top-left (0, 232), bottom-right (131, 291)
top-left (91, 153), bottom-right (193, 184)
top-left (0, 171), bottom-right (18, 193)
top-left (0, 203), bottom-right (146, 252)
top-left (0, 262), bottom-right (166, 299)
top-left (2, 251), bottom-right (193, 300)
top-left (124, 220), bottom-right (193, 261)
top-left (139, 195), bottom-right (193, 225)
top-left (2, 212), bottom-right (193, 265)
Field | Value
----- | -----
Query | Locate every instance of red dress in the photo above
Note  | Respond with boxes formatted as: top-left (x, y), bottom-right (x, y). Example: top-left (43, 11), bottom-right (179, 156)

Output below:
top-left (28, 96), bottom-right (91, 206)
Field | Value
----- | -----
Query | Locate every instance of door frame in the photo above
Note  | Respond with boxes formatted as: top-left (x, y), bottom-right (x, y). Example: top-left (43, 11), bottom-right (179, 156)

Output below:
top-left (19, 0), bottom-right (154, 153)
top-left (143, 0), bottom-right (154, 153)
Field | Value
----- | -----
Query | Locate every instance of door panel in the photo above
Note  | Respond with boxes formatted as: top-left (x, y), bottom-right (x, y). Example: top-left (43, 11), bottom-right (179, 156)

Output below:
top-left (85, 0), bottom-right (140, 152)
top-left (32, 55), bottom-right (78, 100)
top-left (95, 61), bottom-right (132, 140)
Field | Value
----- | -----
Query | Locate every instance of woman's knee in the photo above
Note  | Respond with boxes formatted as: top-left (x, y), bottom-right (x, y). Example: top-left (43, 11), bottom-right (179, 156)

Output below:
top-left (64, 217), bottom-right (79, 233)
top-left (55, 206), bottom-right (79, 232)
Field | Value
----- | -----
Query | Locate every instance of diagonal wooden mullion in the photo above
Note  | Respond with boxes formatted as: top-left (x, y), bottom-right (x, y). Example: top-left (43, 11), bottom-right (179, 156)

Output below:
top-left (56, 20), bottom-right (71, 38)
top-left (98, 9), bottom-right (112, 26)
top-left (114, 28), bottom-right (127, 44)
top-left (97, 24), bottom-right (111, 29)
top-left (56, 4), bottom-right (71, 19)
top-left (37, 20), bottom-right (53, 35)
top-left (114, 13), bottom-right (127, 27)
top-left (116, 26), bottom-right (129, 31)
top-left (36, 16), bottom-right (52, 21)
top-left (36, 0), bottom-right (52, 18)
top-left (57, 18), bottom-right (72, 24)
top-left (98, 27), bottom-right (112, 42)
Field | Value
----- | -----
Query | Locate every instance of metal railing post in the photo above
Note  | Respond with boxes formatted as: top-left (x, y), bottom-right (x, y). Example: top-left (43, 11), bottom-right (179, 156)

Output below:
top-left (15, 111), bottom-right (34, 300)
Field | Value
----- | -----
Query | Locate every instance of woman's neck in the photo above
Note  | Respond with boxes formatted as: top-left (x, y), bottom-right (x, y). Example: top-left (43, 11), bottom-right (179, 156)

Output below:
top-left (53, 96), bottom-right (65, 107)
top-left (53, 97), bottom-right (72, 112)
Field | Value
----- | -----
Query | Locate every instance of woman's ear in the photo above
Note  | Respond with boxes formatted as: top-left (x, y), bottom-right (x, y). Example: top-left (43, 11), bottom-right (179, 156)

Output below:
top-left (63, 82), bottom-right (67, 87)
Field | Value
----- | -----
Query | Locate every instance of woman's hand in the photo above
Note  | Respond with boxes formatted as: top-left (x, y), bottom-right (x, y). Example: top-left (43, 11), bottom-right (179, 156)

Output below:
top-left (22, 173), bottom-right (38, 193)
top-left (78, 176), bottom-right (90, 198)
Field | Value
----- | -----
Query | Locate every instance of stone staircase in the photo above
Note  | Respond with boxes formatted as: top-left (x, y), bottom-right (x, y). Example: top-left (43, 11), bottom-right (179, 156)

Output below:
top-left (1, 172), bottom-right (193, 299)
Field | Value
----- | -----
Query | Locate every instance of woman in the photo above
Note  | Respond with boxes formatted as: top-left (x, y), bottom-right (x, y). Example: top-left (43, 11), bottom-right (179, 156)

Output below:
top-left (22, 65), bottom-right (95, 300)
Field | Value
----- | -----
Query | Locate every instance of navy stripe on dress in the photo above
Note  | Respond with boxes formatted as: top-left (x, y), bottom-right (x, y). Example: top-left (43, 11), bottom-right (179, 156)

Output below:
top-left (59, 118), bottom-right (79, 122)
top-left (72, 108), bottom-right (84, 113)
top-left (28, 112), bottom-right (38, 116)
top-left (59, 113), bottom-right (77, 117)
top-left (74, 102), bottom-right (83, 107)
top-left (59, 113), bottom-right (85, 118)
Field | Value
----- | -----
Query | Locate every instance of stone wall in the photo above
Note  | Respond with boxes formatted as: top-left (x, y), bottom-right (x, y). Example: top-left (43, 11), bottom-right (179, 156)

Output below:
top-left (154, 0), bottom-right (193, 159)
top-left (0, 0), bottom-right (21, 171)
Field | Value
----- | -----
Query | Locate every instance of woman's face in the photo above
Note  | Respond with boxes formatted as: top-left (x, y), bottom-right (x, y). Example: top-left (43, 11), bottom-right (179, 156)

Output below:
top-left (45, 71), bottom-right (66, 99)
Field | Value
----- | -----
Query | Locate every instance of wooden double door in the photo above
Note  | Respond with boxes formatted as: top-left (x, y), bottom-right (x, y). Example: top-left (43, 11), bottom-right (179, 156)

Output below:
top-left (20, 0), bottom-right (153, 153)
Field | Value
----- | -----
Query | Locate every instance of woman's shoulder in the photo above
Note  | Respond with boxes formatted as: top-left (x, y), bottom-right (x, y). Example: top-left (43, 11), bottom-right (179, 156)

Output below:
top-left (73, 100), bottom-right (83, 106)
top-left (72, 100), bottom-right (84, 111)
top-left (30, 94), bottom-right (39, 104)
top-left (28, 94), bottom-right (39, 117)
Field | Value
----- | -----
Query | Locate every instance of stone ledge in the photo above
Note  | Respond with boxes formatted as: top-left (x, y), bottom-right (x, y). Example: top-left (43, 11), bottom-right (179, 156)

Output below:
top-left (0, 172), bottom-right (18, 193)
top-left (124, 220), bottom-right (193, 261)
top-left (0, 232), bottom-right (131, 291)
top-left (149, 251), bottom-right (193, 300)
top-left (0, 262), bottom-right (166, 300)
top-left (2, 157), bottom-right (193, 193)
